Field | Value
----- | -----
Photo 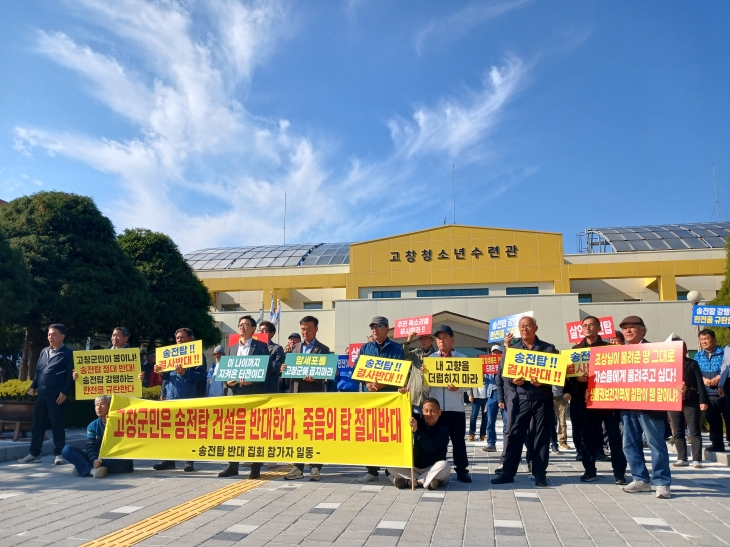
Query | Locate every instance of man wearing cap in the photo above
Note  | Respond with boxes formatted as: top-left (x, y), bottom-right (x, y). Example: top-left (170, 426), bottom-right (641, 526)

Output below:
top-left (480, 345), bottom-right (507, 452)
top-left (357, 316), bottom-right (406, 483)
top-left (420, 324), bottom-right (472, 483)
top-left (402, 331), bottom-right (435, 414)
top-left (206, 345), bottom-right (227, 397)
top-left (492, 316), bottom-right (558, 487)
top-left (612, 316), bottom-right (672, 499)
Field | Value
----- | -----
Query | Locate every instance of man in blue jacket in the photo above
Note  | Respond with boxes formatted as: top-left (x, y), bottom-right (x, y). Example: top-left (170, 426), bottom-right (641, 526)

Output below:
top-left (62, 395), bottom-right (133, 477)
top-left (19, 324), bottom-right (74, 465)
top-left (153, 328), bottom-right (207, 472)
top-left (356, 316), bottom-right (405, 483)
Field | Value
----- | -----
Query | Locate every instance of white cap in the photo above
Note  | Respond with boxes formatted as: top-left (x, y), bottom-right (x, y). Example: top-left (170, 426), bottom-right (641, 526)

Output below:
top-left (491, 344), bottom-right (503, 353)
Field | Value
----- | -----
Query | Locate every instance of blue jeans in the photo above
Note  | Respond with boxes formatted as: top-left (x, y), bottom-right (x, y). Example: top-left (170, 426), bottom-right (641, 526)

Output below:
top-left (621, 410), bottom-right (671, 486)
top-left (61, 445), bottom-right (134, 476)
top-left (486, 395), bottom-right (507, 446)
top-left (469, 398), bottom-right (488, 436)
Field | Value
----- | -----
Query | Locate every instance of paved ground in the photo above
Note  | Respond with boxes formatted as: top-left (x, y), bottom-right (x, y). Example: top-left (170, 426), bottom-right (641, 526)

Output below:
top-left (1, 416), bottom-right (729, 547)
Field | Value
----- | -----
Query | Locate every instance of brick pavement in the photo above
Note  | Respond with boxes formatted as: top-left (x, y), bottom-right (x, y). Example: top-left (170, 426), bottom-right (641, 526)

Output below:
top-left (1, 416), bottom-right (729, 547)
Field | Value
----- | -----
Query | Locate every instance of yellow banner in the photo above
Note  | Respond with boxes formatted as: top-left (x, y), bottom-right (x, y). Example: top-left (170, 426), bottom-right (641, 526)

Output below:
top-left (100, 392), bottom-right (413, 467)
top-left (156, 340), bottom-right (203, 372)
top-left (502, 348), bottom-right (566, 386)
top-left (73, 349), bottom-right (142, 400)
top-left (560, 349), bottom-right (591, 377)
top-left (422, 357), bottom-right (482, 388)
top-left (352, 356), bottom-right (409, 387)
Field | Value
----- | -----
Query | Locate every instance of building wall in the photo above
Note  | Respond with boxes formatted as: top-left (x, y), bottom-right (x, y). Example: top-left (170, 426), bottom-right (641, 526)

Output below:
top-left (358, 282), bottom-right (555, 299)
top-left (570, 275), bottom-right (723, 303)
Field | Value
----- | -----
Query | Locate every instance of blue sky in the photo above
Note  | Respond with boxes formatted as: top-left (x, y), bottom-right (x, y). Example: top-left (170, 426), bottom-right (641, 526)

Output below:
top-left (0, 0), bottom-right (728, 253)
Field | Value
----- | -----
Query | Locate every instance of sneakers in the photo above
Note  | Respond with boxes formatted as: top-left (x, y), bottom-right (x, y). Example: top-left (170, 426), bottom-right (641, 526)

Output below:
top-left (91, 467), bottom-right (107, 479)
top-left (672, 460), bottom-right (688, 467)
top-left (622, 480), bottom-right (651, 493)
top-left (693, 461), bottom-right (703, 469)
top-left (309, 468), bottom-right (321, 481)
top-left (18, 454), bottom-right (41, 464)
top-left (655, 486), bottom-right (671, 499)
top-left (579, 473), bottom-right (598, 482)
top-left (427, 478), bottom-right (440, 490)
top-left (285, 468), bottom-right (305, 480)
top-left (467, 434), bottom-right (475, 441)
top-left (559, 442), bottom-right (571, 450)
top-left (482, 445), bottom-right (497, 452)
top-left (53, 455), bottom-right (66, 465)
top-left (358, 472), bottom-right (379, 483)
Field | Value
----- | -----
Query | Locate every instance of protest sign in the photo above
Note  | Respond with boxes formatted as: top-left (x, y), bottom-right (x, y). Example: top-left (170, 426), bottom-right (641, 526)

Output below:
top-left (587, 341), bottom-right (682, 411)
top-left (348, 343), bottom-right (364, 366)
top-left (393, 315), bottom-right (432, 338)
top-left (73, 349), bottom-right (141, 399)
top-left (502, 348), bottom-right (566, 386)
top-left (215, 356), bottom-right (268, 382)
top-left (352, 356), bottom-right (409, 387)
top-left (560, 349), bottom-right (591, 377)
top-left (282, 353), bottom-right (338, 380)
top-left (422, 357), bottom-right (482, 388)
top-left (488, 311), bottom-right (533, 342)
top-left (692, 305), bottom-right (730, 326)
top-left (227, 332), bottom-right (269, 347)
top-left (156, 340), bottom-right (203, 372)
top-left (479, 354), bottom-right (501, 375)
top-left (565, 317), bottom-right (615, 344)
top-left (336, 355), bottom-right (353, 379)
top-left (100, 392), bottom-right (413, 467)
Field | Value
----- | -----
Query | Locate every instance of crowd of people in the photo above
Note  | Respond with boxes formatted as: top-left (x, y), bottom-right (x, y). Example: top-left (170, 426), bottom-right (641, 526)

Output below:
top-left (15, 313), bottom-right (730, 498)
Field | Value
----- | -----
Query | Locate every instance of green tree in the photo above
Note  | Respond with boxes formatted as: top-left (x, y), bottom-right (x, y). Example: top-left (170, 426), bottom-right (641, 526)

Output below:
top-left (117, 228), bottom-right (220, 348)
top-left (0, 192), bottom-right (153, 378)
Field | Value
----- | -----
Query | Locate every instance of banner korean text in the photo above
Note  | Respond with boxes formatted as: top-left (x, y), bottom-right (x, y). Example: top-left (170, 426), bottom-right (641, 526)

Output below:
top-left (215, 356), bottom-right (269, 382)
top-left (422, 358), bottom-right (482, 388)
top-left (479, 354), bottom-right (501, 375)
top-left (393, 315), bottom-right (432, 338)
top-left (282, 353), bottom-right (338, 380)
top-left (565, 317), bottom-right (615, 344)
top-left (502, 348), bottom-right (566, 386)
top-left (74, 348), bottom-right (142, 399)
top-left (352, 356), bottom-right (409, 387)
top-left (488, 311), bottom-right (533, 342)
top-left (692, 305), bottom-right (730, 326)
top-left (156, 340), bottom-right (203, 372)
top-left (560, 349), bottom-right (591, 377)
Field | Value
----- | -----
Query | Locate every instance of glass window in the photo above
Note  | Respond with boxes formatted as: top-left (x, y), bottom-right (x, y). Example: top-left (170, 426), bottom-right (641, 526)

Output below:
top-left (506, 287), bottom-right (539, 295)
top-left (578, 294), bottom-right (592, 303)
top-left (373, 291), bottom-right (401, 299)
top-left (221, 304), bottom-right (240, 311)
top-left (677, 292), bottom-right (688, 301)
top-left (417, 288), bottom-right (489, 297)
top-left (303, 302), bottom-right (323, 309)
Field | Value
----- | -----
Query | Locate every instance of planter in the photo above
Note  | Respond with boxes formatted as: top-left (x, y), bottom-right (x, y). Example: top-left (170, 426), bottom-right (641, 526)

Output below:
top-left (0, 400), bottom-right (35, 441)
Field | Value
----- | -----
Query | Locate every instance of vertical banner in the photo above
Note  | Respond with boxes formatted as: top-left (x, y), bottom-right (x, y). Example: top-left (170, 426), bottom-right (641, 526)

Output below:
top-left (565, 317), bottom-right (615, 344)
top-left (393, 315), bottom-right (433, 338)
top-left (488, 311), bottom-right (533, 342)
top-left (73, 349), bottom-right (142, 399)
top-left (587, 342), bottom-right (682, 411)
top-left (156, 340), bottom-right (203, 372)
top-left (501, 348), bottom-right (566, 386)
top-left (100, 393), bottom-right (413, 467)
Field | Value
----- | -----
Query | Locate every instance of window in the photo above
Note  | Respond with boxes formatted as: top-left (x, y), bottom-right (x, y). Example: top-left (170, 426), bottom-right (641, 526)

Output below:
top-left (373, 291), bottom-right (401, 299)
top-left (578, 294), bottom-right (592, 303)
top-left (417, 288), bottom-right (489, 297)
top-left (677, 292), bottom-right (689, 301)
top-left (303, 302), bottom-right (323, 309)
top-left (221, 304), bottom-right (240, 312)
top-left (624, 299), bottom-right (640, 302)
top-left (506, 287), bottom-right (539, 295)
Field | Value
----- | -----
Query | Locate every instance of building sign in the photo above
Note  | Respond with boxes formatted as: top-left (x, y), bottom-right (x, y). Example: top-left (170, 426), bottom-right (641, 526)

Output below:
top-left (692, 305), bottom-right (730, 326)
top-left (394, 315), bottom-right (432, 338)
top-left (587, 342), bottom-right (682, 411)
top-left (565, 317), bottom-right (615, 344)
top-left (488, 311), bottom-right (533, 342)
top-left (389, 245), bottom-right (518, 263)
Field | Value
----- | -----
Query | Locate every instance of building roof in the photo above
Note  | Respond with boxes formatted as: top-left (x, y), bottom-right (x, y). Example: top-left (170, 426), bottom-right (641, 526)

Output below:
top-left (581, 223), bottom-right (730, 253)
top-left (184, 243), bottom-right (350, 270)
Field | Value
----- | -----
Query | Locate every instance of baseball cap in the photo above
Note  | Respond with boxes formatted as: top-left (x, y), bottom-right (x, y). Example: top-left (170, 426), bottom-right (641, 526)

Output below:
top-left (369, 316), bottom-right (389, 328)
top-left (213, 345), bottom-right (225, 354)
top-left (491, 344), bottom-right (503, 353)
top-left (288, 332), bottom-right (302, 340)
top-left (433, 324), bottom-right (454, 337)
top-left (619, 315), bottom-right (646, 328)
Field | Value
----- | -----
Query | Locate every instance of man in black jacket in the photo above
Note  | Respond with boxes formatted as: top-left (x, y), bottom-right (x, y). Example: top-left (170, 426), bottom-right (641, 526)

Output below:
top-left (218, 315), bottom-right (272, 479)
top-left (492, 316), bottom-right (558, 487)
top-left (19, 324), bottom-right (74, 465)
top-left (387, 398), bottom-right (451, 489)
top-left (257, 321), bottom-right (286, 394)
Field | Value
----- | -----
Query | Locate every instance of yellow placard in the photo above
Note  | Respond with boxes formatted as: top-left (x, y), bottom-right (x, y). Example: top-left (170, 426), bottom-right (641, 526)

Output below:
top-left (100, 392), bottom-right (413, 467)
top-left (502, 348), bottom-right (567, 386)
top-left (352, 355), bottom-right (409, 387)
top-left (156, 340), bottom-right (203, 372)
top-left (422, 357), bottom-right (483, 388)
top-left (560, 349), bottom-right (591, 378)
top-left (73, 349), bottom-right (142, 400)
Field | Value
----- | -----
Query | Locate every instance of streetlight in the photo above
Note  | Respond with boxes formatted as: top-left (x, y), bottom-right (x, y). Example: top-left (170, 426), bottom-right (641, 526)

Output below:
top-left (686, 290), bottom-right (702, 350)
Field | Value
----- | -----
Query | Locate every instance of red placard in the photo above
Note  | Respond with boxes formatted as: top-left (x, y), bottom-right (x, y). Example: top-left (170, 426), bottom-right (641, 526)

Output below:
top-left (348, 343), bottom-right (364, 366)
top-left (566, 316), bottom-right (615, 344)
top-left (394, 315), bottom-right (433, 338)
top-left (587, 342), bottom-right (683, 411)
top-left (479, 354), bottom-right (501, 375)
top-left (227, 332), bottom-right (269, 347)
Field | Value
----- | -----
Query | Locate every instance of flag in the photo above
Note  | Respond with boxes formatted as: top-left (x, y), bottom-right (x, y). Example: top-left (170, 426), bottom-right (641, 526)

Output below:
top-left (256, 301), bottom-right (264, 325)
top-left (268, 293), bottom-right (276, 321)
top-left (271, 300), bottom-right (281, 327)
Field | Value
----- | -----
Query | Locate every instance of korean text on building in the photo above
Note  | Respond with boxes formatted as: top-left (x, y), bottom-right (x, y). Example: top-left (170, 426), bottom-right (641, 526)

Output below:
top-left (100, 393), bottom-right (412, 467)
top-left (282, 353), bottom-right (338, 380)
top-left (74, 349), bottom-right (142, 399)
top-left (565, 317), bottom-right (615, 345)
top-left (352, 356), bottom-right (409, 387)
top-left (502, 348), bottom-right (566, 386)
top-left (692, 305), bottom-right (730, 326)
top-left (156, 340), bottom-right (203, 372)
top-left (394, 315), bottom-right (432, 338)
top-left (560, 349), bottom-right (591, 377)
top-left (422, 358), bottom-right (482, 388)
top-left (215, 356), bottom-right (268, 382)
top-left (488, 311), bottom-right (533, 342)
top-left (587, 342), bottom-right (682, 411)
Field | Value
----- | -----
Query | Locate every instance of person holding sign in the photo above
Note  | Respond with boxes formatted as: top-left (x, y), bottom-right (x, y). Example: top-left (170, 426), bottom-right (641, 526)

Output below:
top-left (479, 345), bottom-right (506, 453)
top-left (421, 324), bottom-right (472, 484)
top-left (387, 398), bottom-right (451, 490)
top-left (258, 321), bottom-right (286, 394)
top-left (492, 316), bottom-right (558, 487)
top-left (402, 331), bottom-right (435, 414)
top-left (206, 346), bottom-right (227, 397)
top-left (357, 316), bottom-right (406, 483)
top-left (218, 315), bottom-right (272, 479)
top-left (18, 324), bottom-right (74, 466)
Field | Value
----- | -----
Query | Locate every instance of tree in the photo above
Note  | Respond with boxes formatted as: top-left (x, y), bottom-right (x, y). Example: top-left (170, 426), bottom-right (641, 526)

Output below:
top-left (0, 192), bottom-right (154, 378)
top-left (117, 228), bottom-right (220, 348)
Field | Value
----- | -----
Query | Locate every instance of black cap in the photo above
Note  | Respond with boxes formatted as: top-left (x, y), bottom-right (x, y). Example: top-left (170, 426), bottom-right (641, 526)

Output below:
top-left (433, 324), bottom-right (454, 337)
top-left (288, 332), bottom-right (302, 340)
top-left (369, 316), bottom-right (389, 328)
